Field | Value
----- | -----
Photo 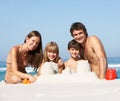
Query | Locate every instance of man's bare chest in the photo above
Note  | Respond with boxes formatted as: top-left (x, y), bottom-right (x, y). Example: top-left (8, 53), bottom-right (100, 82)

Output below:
top-left (84, 47), bottom-right (98, 64)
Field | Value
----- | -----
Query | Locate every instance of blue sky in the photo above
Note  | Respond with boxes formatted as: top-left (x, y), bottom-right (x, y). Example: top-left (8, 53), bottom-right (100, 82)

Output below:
top-left (0, 0), bottom-right (120, 61)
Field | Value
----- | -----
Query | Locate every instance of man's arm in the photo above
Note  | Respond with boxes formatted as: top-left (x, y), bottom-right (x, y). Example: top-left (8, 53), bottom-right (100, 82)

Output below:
top-left (91, 36), bottom-right (108, 79)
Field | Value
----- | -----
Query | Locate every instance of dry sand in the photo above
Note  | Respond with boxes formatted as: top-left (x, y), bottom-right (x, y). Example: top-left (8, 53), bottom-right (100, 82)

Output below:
top-left (0, 73), bottom-right (120, 101)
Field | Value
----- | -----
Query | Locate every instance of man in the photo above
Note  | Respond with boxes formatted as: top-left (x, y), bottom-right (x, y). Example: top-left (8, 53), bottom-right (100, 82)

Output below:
top-left (70, 22), bottom-right (108, 79)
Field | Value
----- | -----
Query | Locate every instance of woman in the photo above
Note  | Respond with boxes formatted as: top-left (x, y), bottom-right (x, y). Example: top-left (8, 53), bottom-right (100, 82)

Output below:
top-left (5, 30), bottom-right (43, 84)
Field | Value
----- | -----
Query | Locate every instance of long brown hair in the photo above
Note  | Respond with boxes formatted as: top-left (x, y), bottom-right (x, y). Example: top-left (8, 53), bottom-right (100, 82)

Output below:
top-left (24, 30), bottom-right (43, 70)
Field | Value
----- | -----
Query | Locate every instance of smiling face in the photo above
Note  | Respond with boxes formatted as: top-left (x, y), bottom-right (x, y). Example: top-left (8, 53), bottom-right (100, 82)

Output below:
top-left (69, 47), bottom-right (80, 59)
top-left (70, 22), bottom-right (88, 46)
top-left (47, 51), bottom-right (57, 61)
top-left (72, 29), bottom-right (86, 45)
top-left (26, 36), bottom-right (40, 51)
top-left (43, 42), bottom-right (59, 62)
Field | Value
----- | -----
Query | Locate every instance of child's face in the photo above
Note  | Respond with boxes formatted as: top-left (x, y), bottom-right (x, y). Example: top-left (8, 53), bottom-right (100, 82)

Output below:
top-left (69, 48), bottom-right (80, 59)
top-left (47, 51), bottom-right (57, 61)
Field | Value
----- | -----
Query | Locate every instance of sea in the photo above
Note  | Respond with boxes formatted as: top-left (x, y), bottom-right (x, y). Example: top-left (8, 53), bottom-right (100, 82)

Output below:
top-left (0, 57), bottom-right (120, 82)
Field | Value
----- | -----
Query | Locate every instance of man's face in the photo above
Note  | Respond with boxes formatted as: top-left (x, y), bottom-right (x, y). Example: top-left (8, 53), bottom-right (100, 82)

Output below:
top-left (72, 29), bottom-right (86, 44)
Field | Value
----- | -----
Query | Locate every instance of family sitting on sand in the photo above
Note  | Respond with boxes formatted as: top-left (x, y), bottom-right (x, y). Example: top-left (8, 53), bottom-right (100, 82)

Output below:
top-left (5, 22), bottom-right (108, 84)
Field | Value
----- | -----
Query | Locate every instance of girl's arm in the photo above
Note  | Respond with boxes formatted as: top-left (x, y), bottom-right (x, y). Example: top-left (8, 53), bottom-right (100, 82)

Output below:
top-left (57, 59), bottom-right (65, 73)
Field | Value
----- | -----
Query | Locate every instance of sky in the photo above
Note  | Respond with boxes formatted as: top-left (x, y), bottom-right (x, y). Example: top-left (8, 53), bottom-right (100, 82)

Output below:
top-left (0, 0), bottom-right (120, 61)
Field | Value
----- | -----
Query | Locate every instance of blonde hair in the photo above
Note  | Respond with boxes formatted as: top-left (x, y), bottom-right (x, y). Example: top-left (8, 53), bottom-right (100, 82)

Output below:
top-left (43, 41), bottom-right (60, 63)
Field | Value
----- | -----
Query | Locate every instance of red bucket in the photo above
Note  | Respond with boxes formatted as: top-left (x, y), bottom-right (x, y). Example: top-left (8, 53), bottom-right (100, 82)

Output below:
top-left (105, 68), bottom-right (117, 80)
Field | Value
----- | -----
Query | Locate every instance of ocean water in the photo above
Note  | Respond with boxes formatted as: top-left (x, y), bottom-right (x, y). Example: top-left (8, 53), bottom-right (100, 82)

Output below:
top-left (0, 57), bottom-right (120, 82)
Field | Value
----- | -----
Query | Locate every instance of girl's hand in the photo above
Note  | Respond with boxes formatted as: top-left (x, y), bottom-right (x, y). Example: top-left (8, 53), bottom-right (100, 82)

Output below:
top-left (58, 59), bottom-right (64, 68)
top-left (58, 59), bottom-right (65, 73)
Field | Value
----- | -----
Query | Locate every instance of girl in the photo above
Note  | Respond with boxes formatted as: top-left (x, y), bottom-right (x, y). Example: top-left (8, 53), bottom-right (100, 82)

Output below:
top-left (5, 30), bottom-right (43, 84)
top-left (37, 41), bottom-right (64, 75)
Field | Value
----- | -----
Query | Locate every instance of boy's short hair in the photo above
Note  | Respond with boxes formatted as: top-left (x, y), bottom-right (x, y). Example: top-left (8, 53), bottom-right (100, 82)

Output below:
top-left (68, 39), bottom-right (82, 50)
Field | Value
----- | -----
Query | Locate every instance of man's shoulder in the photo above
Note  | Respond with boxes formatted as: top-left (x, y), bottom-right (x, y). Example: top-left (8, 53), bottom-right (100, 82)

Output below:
top-left (89, 35), bottom-right (98, 39)
top-left (88, 35), bottom-right (99, 41)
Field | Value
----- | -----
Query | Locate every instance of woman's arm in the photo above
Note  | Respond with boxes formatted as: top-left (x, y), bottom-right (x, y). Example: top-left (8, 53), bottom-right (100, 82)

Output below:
top-left (10, 46), bottom-right (35, 82)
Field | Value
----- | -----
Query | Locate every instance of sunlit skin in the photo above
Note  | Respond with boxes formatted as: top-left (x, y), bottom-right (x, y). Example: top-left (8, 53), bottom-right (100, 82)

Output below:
top-left (47, 51), bottom-right (57, 62)
top-left (36, 50), bottom-right (64, 76)
top-left (72, 29), bottom-right (87, 46)
top-left (65, 48), bottom-right (80, 73)
top-left (26, 36), bottom-right (40, 51)
top-left (5, 36), bottom-right (40, 83)
top-left (36, 41), bottom-right (65, 76)
top-left (47, 51), bottom-right (63, 73)
top-left (72, 29), bottom-right (107, 79)
top-left (46, 51), bottom-right (64, 72)
top-left (69, 48), bottom-right (80, 60)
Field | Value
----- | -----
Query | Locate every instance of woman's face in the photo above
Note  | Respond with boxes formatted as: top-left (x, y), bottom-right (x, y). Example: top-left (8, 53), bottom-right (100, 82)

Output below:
top-left (69, 48), bottom-right (80, 59)
top-left (26, 36), bottom-right (40, 51)
top-left (47, 51), bottom-right (57, 61)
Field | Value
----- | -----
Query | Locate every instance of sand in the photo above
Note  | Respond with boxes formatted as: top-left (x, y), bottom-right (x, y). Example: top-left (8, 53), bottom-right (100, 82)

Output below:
top-left (0, 73), bottom-right (120, 101)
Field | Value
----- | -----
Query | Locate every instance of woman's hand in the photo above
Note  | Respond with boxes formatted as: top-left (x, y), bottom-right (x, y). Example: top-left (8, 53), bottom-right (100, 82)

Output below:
top-left (27, 74), bottom-right (36, 83)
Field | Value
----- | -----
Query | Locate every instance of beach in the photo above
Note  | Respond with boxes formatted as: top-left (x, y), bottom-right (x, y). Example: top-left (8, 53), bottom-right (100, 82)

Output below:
top-left (0, 57), bottom-right (120, 101)
top-left (1, 73), bottom-right (120, 101)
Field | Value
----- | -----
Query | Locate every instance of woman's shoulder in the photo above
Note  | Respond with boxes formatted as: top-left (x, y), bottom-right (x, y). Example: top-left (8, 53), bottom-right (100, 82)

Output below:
top-left (10, 45), bottom-right (21, 53)
top-left (11, 45), bottom-right (21, 49)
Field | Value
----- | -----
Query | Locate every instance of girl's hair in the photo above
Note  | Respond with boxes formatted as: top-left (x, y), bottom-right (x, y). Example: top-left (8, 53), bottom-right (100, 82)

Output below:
top-left (43, 41), bottom-right (60, 63)
top-left (68, 39), bottom-right (82, 50)
top-left (70, 22), bottom-right (88, 37)
top-left (24, 30), bottom-right (43, 70)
